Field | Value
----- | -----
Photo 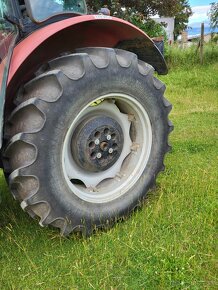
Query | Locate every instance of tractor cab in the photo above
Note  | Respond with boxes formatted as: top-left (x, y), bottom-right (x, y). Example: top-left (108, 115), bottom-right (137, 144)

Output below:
top-left (23, 0), bottom-right (87, 23)
top-left (0, 1), bottom-right (87, 35)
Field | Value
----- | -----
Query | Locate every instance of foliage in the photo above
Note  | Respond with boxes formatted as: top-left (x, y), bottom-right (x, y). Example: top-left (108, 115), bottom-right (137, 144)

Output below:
top-left (173, 0), bottom-right (192, 39)
top-left (208, 2), bottom-right (218, 29)
top-left (87, 0), bottom-right (192, 39)
top-left (211, 32), bottom-right (218, 42)
top-left (0, 57), bottom-right (217, 288)
top-left (131, 17), bottom-right (166, 38)
top-left (87, 0), bottom-right (188, 18)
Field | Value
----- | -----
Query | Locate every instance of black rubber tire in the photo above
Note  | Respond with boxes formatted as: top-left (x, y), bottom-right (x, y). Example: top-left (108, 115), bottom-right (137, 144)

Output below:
top-left (3, 48), bottom-right (173, 236)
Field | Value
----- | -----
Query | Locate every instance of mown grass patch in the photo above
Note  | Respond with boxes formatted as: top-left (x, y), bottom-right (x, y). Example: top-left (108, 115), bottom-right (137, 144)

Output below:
top-left (0, 62), bottom-right (217, 289)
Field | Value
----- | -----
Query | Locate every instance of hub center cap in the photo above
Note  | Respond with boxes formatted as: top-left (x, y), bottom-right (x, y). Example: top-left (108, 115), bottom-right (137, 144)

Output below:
top-left (72, 115), bottom-right (124, 172)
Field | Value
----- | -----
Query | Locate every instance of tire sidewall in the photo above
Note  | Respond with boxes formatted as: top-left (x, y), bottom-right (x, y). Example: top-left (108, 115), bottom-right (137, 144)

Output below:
top-left (33, 62), bottom-right (168, 225)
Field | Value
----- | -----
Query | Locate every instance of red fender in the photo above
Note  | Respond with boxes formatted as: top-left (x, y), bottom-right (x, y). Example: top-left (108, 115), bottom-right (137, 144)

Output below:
top-left (7, 15), bottom-right (167, 104)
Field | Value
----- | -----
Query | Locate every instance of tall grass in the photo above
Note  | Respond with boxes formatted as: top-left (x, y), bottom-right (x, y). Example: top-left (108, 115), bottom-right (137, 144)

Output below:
top-left (0, 48), bottom-right (217, 289)
top-left (165, 42), bottom-right (218, 69)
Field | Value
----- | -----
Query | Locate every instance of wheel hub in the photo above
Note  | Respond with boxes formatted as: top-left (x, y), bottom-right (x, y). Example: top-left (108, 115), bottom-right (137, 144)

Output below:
top-left (72, 116), bottom-right (124, 172)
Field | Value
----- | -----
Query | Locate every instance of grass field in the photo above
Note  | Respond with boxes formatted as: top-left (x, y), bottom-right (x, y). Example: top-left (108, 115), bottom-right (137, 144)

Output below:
top-left (0, 60), bottom-right (217, 289)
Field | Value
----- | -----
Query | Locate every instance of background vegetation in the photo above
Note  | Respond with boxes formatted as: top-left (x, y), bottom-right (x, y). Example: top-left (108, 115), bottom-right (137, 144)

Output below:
top-left (0, 44), bottom-right (217, 289)
top-left (87, 0), bottom-right (192, 39)
top-left (209, 2), bottom-right (218, 29)
top-left (165, 41), bottom-right (218, 68)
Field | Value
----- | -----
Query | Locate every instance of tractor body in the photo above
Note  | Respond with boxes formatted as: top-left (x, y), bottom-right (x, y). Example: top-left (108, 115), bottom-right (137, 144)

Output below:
top-left (0, 0), bottom-right (172, 235)
top-left (0, 0), bottom-right (167, 151)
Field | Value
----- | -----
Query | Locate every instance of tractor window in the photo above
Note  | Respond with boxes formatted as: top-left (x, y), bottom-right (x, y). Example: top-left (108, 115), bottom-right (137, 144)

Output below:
top-left (25, 0), bottom-right (87, 23)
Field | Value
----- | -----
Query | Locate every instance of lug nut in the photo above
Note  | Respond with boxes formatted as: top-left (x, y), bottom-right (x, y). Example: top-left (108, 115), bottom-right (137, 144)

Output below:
top-left (95, 139), bottom-right (100, 145)
top-left (107, 135), bottom-right (112, 141)
top-left (109, 148), bottom-right (113, 154)
top-left (97, 153), bottom-right (102, 159)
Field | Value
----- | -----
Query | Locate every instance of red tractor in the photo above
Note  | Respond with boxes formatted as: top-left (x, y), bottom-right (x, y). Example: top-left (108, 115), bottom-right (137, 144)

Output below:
top-left (0, 0), bottom-right (173, 236)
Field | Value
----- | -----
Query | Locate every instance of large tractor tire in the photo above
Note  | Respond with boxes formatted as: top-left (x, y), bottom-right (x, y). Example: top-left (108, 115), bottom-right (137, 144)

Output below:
top-left (3, 48), bottom-right (173, 236)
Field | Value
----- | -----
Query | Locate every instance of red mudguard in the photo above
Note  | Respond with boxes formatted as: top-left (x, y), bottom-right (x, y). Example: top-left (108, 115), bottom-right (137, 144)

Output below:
top-left (8, 15), bottom-right (167, 88)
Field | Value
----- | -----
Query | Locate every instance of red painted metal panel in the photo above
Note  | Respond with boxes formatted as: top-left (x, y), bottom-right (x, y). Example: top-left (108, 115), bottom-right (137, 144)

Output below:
top-left (8, 15), bottom-right (153, 84)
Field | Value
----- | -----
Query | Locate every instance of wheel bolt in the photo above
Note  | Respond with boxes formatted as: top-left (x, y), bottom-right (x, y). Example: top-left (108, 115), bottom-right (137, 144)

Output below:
top-left (97, 153), bottom-right (102, 159)
top-left (95, 139), bottom-right (100, 145)
top-left (109, 148), bottom-right (113, 154)
top-left (107, 135), bottom-right (111, 141)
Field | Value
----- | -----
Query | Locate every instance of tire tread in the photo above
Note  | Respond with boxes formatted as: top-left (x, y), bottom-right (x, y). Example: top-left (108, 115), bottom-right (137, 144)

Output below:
top-left (3, 48), bottom-right (173, 236)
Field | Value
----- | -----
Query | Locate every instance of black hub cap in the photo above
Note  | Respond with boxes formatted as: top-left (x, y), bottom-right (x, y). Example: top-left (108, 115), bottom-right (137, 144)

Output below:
top-left (72, 115), bottom-right (124, 172)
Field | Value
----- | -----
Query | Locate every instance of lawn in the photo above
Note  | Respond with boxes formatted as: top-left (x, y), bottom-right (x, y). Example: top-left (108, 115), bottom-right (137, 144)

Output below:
top-left (0, 62), bottom-right (217, 289)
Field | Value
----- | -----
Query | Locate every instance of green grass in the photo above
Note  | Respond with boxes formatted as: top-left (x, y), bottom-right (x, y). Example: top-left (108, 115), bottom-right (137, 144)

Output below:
top-left (0, 62), bottom-right (217, 289)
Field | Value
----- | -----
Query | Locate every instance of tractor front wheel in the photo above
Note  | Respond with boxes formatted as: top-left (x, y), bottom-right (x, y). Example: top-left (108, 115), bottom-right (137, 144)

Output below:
top-left (3, 48), bottom-right (173, 235)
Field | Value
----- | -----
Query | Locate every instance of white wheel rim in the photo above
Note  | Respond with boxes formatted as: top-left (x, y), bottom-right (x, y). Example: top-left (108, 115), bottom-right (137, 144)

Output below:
top-left (62, 94), bottom-right (152, 203)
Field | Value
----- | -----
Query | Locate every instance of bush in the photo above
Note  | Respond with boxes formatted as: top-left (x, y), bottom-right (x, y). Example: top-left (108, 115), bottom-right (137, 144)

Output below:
top-left (211, 33), bottom-right (218, 43)
top-left (130, 16), bottom-right (166, 38)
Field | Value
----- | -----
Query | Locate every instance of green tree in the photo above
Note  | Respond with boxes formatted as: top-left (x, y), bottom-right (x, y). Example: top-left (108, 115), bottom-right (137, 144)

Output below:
top-left (173, 1), bottom-right (192, 39)
top-left (87, 0), bottom-right (192, 39)
top-left (208, 2), bottom-right (218, 29)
